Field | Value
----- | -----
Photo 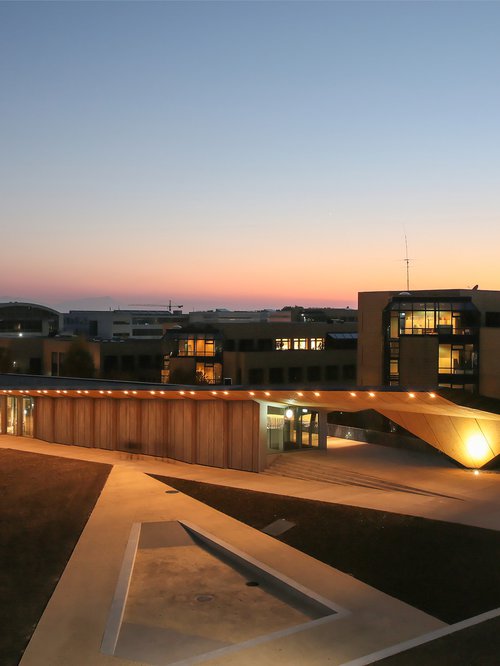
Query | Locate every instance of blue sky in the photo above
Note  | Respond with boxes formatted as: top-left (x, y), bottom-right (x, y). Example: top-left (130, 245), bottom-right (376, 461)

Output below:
top-left (1, 1), bottom-right (499, 311)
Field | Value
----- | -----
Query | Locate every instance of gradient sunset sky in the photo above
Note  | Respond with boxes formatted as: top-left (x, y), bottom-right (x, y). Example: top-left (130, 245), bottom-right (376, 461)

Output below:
top-left (1, 1), bottom-right (499, 312)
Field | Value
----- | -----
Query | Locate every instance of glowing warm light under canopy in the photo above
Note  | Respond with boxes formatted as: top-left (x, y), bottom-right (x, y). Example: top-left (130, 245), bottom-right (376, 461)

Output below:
top-left (467, 433), bottom-right (490, 464)
top-left (285, 408), bottom-right (294, 419)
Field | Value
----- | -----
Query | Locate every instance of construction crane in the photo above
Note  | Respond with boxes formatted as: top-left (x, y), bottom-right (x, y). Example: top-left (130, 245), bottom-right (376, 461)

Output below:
top-left (128, 299), bottom-right (183, 312)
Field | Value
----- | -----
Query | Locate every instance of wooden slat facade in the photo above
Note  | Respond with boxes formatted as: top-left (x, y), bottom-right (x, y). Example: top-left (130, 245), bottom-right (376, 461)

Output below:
top-left (26, 396), bottom-right (262, 471)
top-left (54, 398), bottom-right (74, 445)
top-left (227, 401), bottom-right (260, 471)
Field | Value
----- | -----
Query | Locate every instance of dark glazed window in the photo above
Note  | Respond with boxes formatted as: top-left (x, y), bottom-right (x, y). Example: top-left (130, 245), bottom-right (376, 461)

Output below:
top-left (269, 367), bottom-right (284, 383)
top-left (342, 364), bottom-right (356, 380)
top-left (307, 366), bottom-right (321, 381)
top-left (288, 367), bottom-right (303, 382)
top-left (248, 368), bottom-right (264, 383)
top-left (326, 365), bottom-right (339, 380)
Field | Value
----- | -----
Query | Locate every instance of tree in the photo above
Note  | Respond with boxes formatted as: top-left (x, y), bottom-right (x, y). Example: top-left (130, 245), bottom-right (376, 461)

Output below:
top-left (60, 339), bottom-right (95, 378)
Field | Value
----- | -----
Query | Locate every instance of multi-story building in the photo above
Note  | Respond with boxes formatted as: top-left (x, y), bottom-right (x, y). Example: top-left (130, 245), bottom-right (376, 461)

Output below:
top-left (63, 309), bottom-right (186, 340)
top-left (163, 319), bottom-right (358, 386)
top-left (0, 302), bottom-right (168, 381)
top-left (358, 289), bottom-right (500, 399)
top-left (1, 303), bottom-right (358, 386)
top-left (0, 302), bottom-right (61, 337)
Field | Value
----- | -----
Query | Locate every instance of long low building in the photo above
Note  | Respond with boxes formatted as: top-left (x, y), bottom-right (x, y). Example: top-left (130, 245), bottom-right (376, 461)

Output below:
top-left (0, 375), bottom-right (499, 471)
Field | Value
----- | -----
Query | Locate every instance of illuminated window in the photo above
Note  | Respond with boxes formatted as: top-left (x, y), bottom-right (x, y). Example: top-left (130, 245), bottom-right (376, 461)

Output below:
top-left (390, 313), bottom-right (399, 338)
top-left (195, 361), bottom-right (222, 384)
top-left (178, 335), bottom-right (216, 357)
top-left (195, 338), bottom-right (215, 356)
top-left (438, 309), bottom-right (452, 330)
top-left (439, 344), bottom-right (476, 374)
top-left (275, 337), bottom-right (324, 350)
top-left (178, 338), bottom-right (194, 356)
top-left (385, 298), bottom-right (480, 387)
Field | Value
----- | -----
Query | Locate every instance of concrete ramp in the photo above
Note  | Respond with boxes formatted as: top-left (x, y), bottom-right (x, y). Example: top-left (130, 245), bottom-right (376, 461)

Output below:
top-left (102, 520), bottom-right (343, 665)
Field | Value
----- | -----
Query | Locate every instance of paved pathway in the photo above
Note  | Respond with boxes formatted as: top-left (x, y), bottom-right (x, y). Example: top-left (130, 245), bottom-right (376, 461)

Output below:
top-left (1, 435), bottom-right (498, 665)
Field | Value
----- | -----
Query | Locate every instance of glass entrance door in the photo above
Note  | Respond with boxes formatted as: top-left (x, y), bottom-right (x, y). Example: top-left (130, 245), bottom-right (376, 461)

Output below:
top-left (299, 410), bottom-right (319, 448)
top-left (6, 397), bottom-right (18, 435)
top-left (267, 406), bottom-right (319, 450)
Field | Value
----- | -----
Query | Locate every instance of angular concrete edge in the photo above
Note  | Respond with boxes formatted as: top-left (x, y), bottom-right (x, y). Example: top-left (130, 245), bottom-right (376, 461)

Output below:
top-left (100, 518), bottom-right (350, 666)
top-left (339, 606), bottom-right (500, 666)
top-left (100, 522), bottom-right (141, 655)
top-left (180, 519), bottom-right (349, 617)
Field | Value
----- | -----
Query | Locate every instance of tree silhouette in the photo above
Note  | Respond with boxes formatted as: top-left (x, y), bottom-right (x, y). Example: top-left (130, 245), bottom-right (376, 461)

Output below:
top-left (60, 340), bottom-right (95, 378)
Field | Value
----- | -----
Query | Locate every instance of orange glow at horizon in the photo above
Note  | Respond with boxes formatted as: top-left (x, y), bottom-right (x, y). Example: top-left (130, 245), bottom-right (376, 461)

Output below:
top-left (3, 226), bottom-right (499, 310)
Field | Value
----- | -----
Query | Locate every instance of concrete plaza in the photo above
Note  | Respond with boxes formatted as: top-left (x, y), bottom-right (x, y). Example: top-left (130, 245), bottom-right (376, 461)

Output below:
top-left (2, 434), bottom-right (499, 665)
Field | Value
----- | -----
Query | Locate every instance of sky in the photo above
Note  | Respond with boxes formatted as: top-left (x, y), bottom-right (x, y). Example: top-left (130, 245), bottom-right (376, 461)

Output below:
top-left (1, 1), bottom-right (499, 312)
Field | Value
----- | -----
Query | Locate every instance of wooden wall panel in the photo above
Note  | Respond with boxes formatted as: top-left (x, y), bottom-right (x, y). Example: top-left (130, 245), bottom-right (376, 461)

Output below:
top-left (34, 397), bottom-right (54, 442)
top-left (227, 401), bottom-right (259, 472)
top-left (140, 400), bottom-right (167, 457)
top-left (167, 400), bottom-right (195, 463)
top-left (196, 401), bottom-right (226, 468)
top-left (73, 398), bottom-right (94, 447)
top-left (116, 399), bottom-right (141, 452)
top-left (93, 399), bottom-right (117, 450)
top-left (53, 398), bottom-right (74, 445)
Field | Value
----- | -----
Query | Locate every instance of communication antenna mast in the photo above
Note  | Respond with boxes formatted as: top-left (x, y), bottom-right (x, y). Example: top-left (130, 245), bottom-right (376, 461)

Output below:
top-left (404, 233), bottom-right (411, 291)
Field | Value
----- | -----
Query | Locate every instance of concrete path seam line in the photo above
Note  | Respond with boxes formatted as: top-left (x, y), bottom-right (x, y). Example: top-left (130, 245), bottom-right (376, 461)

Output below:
top-left (338, 606), bottom-right (500, 666)
top-left (156, 614), bottom-right (342, 666)
top-left (100, 521), bottom-right (141, 656)
top-left (180, 519), bottom-right (350, 617)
